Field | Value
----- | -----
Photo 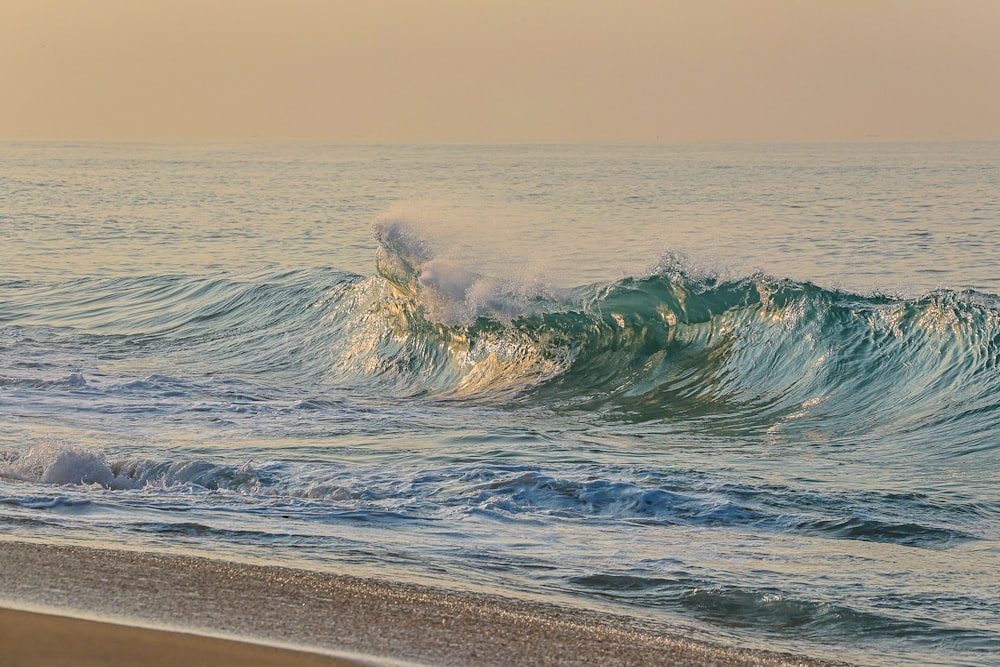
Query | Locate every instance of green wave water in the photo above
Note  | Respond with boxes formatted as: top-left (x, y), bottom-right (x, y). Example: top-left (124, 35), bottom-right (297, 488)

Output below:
top-left (330, 220), bottom-right (1000, 459)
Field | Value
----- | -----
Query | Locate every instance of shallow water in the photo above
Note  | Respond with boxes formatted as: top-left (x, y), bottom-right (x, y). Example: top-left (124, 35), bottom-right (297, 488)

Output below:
top-left (2, 142), bottom-right (999, 666)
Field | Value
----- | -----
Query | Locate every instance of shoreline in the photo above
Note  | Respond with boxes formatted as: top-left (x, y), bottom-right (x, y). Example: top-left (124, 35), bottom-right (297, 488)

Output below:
top-left (0, 539), bottom-right (855, 667)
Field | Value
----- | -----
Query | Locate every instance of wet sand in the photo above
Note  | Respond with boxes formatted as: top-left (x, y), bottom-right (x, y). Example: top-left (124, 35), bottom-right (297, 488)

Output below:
top-left (0, 540), bottom-right (853, 667)
top-left (0, 607), bottom-right (364, 667)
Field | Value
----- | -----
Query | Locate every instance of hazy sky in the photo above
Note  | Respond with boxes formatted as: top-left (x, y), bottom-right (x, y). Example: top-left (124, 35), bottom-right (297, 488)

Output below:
top-left (3, 0), bottom-right (999, 142)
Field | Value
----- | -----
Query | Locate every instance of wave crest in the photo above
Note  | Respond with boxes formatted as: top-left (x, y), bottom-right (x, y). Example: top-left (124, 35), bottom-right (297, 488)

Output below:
top-left (373, 213), bottom-right (555, 325)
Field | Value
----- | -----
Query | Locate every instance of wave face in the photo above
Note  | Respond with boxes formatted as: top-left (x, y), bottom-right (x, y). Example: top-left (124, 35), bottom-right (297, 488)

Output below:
top-left (333, 218), bottom-right (1000, 455)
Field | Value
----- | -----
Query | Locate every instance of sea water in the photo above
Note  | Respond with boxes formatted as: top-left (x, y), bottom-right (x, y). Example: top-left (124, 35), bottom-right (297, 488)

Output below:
top-left (1, 142), bottom-right (999, 666)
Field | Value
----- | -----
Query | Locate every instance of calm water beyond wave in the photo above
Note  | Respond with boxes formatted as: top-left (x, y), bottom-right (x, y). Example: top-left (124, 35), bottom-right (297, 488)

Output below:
top-left (2, 142), bottom-right (999, 666)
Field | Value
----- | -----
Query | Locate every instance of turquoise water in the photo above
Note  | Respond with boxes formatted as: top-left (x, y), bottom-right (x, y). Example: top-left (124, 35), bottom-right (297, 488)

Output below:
top-left (2, 142), bottom-right (999, 666)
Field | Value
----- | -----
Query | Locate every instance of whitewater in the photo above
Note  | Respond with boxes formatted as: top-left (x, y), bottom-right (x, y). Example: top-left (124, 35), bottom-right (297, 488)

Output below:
top-left (2, 142), bottom-right (999, 666)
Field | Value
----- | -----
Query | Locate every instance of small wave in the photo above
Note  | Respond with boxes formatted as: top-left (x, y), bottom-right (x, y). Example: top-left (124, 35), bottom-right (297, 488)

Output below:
top-left (0, 442), bottom-right (135, 489)
top-left (0, 372), bottom-right (88, 390)
top-left (0, 443), bottom-right (264, 493)
top-left (0, 495), bottom-right (92, 511)
top-left (1, 442), bottom-right (983, 556)
top-left (567, 571), bottom-right (990, 654)
top-left (793, 516), bottom-right (971, 547)
top-left (457, 468), bottom-right (975, 548)
top-left (1, 268), bottom-right (361, 390)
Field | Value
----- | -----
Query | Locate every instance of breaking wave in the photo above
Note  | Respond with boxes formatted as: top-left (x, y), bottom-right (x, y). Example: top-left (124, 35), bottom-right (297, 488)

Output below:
top-left (315, 217), bottom-right (1000, 456)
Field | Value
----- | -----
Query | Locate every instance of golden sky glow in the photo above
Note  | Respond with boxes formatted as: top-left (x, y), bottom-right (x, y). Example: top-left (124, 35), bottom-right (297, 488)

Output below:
top-left (3, 0), bottom-right (999, 142)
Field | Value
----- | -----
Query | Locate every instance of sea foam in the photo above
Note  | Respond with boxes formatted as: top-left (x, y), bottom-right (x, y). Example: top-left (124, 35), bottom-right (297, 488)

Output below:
top-left (373, 207), bottom-right (555, 325)
top-left (0, 442), bottom-right (135, 489)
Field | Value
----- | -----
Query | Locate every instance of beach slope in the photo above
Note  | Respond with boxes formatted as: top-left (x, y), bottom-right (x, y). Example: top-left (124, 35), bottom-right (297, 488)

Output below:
top-left (0, 540), bottom-right (852, 667)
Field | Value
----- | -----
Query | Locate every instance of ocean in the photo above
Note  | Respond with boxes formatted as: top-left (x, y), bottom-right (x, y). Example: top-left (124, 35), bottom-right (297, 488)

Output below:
top-left (1, 141), bottom-right (998, 666)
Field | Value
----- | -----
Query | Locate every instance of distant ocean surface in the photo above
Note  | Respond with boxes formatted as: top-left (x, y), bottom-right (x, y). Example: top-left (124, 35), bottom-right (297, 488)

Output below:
top-left (2, 142), bottom-right (999, 666)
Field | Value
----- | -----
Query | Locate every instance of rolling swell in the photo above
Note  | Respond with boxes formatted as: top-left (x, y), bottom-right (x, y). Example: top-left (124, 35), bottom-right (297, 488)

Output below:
top-left (7, 230), bottom-right (999, 458)
top-left (1, 268), bottom-right (359, 388)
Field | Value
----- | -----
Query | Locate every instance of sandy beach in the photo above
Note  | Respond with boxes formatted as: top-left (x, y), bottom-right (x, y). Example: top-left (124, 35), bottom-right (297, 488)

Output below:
top-left (0, 607), bottom-right (364, 667)
top-left (0, 540), bottom-right (852, 667)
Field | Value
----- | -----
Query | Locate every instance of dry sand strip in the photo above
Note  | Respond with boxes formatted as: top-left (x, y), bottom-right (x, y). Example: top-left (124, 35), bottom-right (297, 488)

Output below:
top-left (0, 607), bottom-right (364, 667)
top-left (0, 540), bottom-right (857, 667)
